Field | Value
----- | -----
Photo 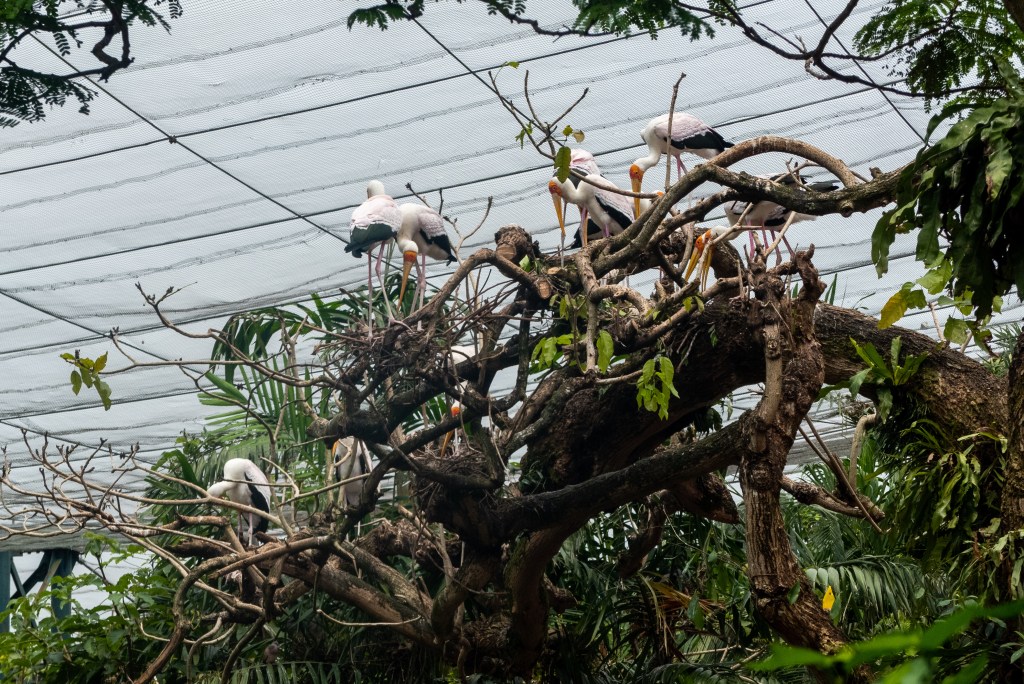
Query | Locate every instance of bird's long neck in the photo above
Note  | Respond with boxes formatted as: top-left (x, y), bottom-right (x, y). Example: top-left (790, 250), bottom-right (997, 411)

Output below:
top-left (559, 180), bottom-right (589, 207)
top-left (635, 147), bottom-right (662, 174)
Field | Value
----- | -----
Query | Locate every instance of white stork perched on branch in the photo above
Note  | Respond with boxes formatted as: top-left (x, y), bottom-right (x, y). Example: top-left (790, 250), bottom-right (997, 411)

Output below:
top-left (208, 458), bottom-right (272, 546)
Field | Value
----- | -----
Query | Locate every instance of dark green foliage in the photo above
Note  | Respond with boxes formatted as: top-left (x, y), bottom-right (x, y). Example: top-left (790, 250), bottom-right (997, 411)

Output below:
top-left (0, 0), bottom-right (183, 126)
top-left (873, 64), bottom-right (1024, 319)
top-left (0, 68), bottom-right (95, 127)
top-left (751, 600), bottom-right (1024, 682)
top-left (348, 0), bottom-right (716, 39)
top-left (854, 0), bottom-right (1024, 105)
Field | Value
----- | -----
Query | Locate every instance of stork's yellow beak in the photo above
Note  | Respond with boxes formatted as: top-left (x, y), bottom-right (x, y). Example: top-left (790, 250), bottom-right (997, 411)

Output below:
top-left (685, 231), bottom-right (711, 282)
top-left (439, 404), bottom-right (461, 455)
top-left (629, 164), bottom-right (643, 219)
top-left (399, 250), bottom-right (416, 304)
top-left (549, 180), bottom-right (565, 237)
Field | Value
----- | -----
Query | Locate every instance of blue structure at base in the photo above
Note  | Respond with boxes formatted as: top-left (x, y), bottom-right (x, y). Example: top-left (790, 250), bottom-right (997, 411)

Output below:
top-left (0, 549), bottom-right (79, 632)
top-left (0, 552), bottom-right (9, 633)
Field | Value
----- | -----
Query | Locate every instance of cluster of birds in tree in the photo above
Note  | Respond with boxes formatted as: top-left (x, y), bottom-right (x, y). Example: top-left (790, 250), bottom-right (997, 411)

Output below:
top-left (206, 111), bottom-right (837, 544)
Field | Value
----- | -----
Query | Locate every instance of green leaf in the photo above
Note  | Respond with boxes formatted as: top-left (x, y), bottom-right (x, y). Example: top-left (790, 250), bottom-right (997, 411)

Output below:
top-left (748, 643), bottom-right (834, 671)
top-left (203, 371), bottom-right (247, 405)
top-left (596, 330), bottom-right (613, 373)
top-left (847, 368), bottom-right (871, 398)
top-left (554, 146), bottom-right (571, 183)
top-left (70, 370), bottom-right (82, 395)
top-left (877, 387), bottom-right (893, 421)
top-left (852, 339), bottom-right (893, 381)
top-left (787, 583), bottom-right (801, 604)
top-left (93, 352), bottom-right (107, 373)
top-left (944, 318), bottom-right (971, 345)
top-left (879, 289), bottom-right (910, 328)
top-left (505, 60), bottom-right (519, 68)
top-left (917, 259), bottom-right (953, 294)
top-left (96, 381), bottom-right (112, 410)
top-left (562, 124), bottom-right (574, 136)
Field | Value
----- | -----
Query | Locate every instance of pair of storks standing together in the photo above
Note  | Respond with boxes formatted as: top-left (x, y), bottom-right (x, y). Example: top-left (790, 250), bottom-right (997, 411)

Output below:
top-left (208, 439), bottom-right (369, 545)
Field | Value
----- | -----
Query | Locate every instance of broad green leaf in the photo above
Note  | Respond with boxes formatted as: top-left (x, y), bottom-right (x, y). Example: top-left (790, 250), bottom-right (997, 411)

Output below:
top-left (596, 330), bottom-right (613, 372)
top-left (748, 643), bottom-right (833, 670)
top-left (554, 146), bottom-right (571, 183)
top-left (878, 387), bottom-right (893, 421)
top-left (943, 318), bottom-right (971, 345)
top-left (70, 370), bottom-right (82, 395)
top-left (96, 381), bottom-right (112, 410)
top-left (917, 259), bottom-right (953, 294)
top-left (879, 290), bottom-right (909, 328)
top-left (93, 352), bottom-right (107, 373)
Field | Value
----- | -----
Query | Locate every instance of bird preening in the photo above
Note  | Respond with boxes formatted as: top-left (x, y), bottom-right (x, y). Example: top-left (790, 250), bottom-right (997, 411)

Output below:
top-left (208, 458), bottom-right (273, 546)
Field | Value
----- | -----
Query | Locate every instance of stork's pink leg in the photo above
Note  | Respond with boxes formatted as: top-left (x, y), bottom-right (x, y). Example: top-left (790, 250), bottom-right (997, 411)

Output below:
top-left (782, 233), bottom-right (796, 262)
top-left (418, 254), bottom-right (427, 311)
top-left (374, 242), bottom-right (395, 319)
top-left (366, 255), bottom-right (374, 336)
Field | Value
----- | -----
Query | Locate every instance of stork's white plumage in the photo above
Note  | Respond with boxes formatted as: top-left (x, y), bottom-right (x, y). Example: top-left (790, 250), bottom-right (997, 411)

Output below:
top-left (346, 180), bottom-right (403, 328)
top-left (549, 175), bottom-right (633, 247)
top-left (396, 203), bottom-right (456, 308)
top-left (331, 438), bottom-right (372, 509)
top-left (629, 113), bottom-right (733, 216)
top-left (208, 458), bottom-right (272, 545)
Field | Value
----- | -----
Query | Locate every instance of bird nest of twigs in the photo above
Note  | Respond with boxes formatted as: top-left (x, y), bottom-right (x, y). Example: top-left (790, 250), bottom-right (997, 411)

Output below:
top-left (412, 444), bottom-right (493, 515)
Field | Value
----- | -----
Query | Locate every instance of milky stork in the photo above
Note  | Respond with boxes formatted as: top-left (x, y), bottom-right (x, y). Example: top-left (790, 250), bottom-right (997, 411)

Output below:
top-left (396, 203), bottom-right (456, 310)
top-left (629, 113), bottom-right (733, 217)
top-left (345, 180), bottom-right (403, 329)
top-left (724, 173), bottom-right (838, 260)
top-left (331, 437), bottom-right (372, 509)
top-left (549, 174), bottom-right (634, 247)
top-left (208, 458), bottom-right (272, 546)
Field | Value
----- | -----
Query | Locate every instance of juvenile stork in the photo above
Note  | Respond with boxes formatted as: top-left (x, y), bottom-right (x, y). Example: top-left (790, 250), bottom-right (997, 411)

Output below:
top-left (345, 180), bottom-right (403, 327)
top-left (630, 113), bottom-right (733, 216)
top-left (396, 203), bottom-right (456, 310)
top-left (208, 458), bottom-right (272, 546)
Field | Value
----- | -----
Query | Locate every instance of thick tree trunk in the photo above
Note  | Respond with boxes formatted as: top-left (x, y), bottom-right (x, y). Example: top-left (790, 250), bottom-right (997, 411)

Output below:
top-left (738, 255), bottom-right (870, 682)
top-left (998, 327), bottom-right (1024, 679)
